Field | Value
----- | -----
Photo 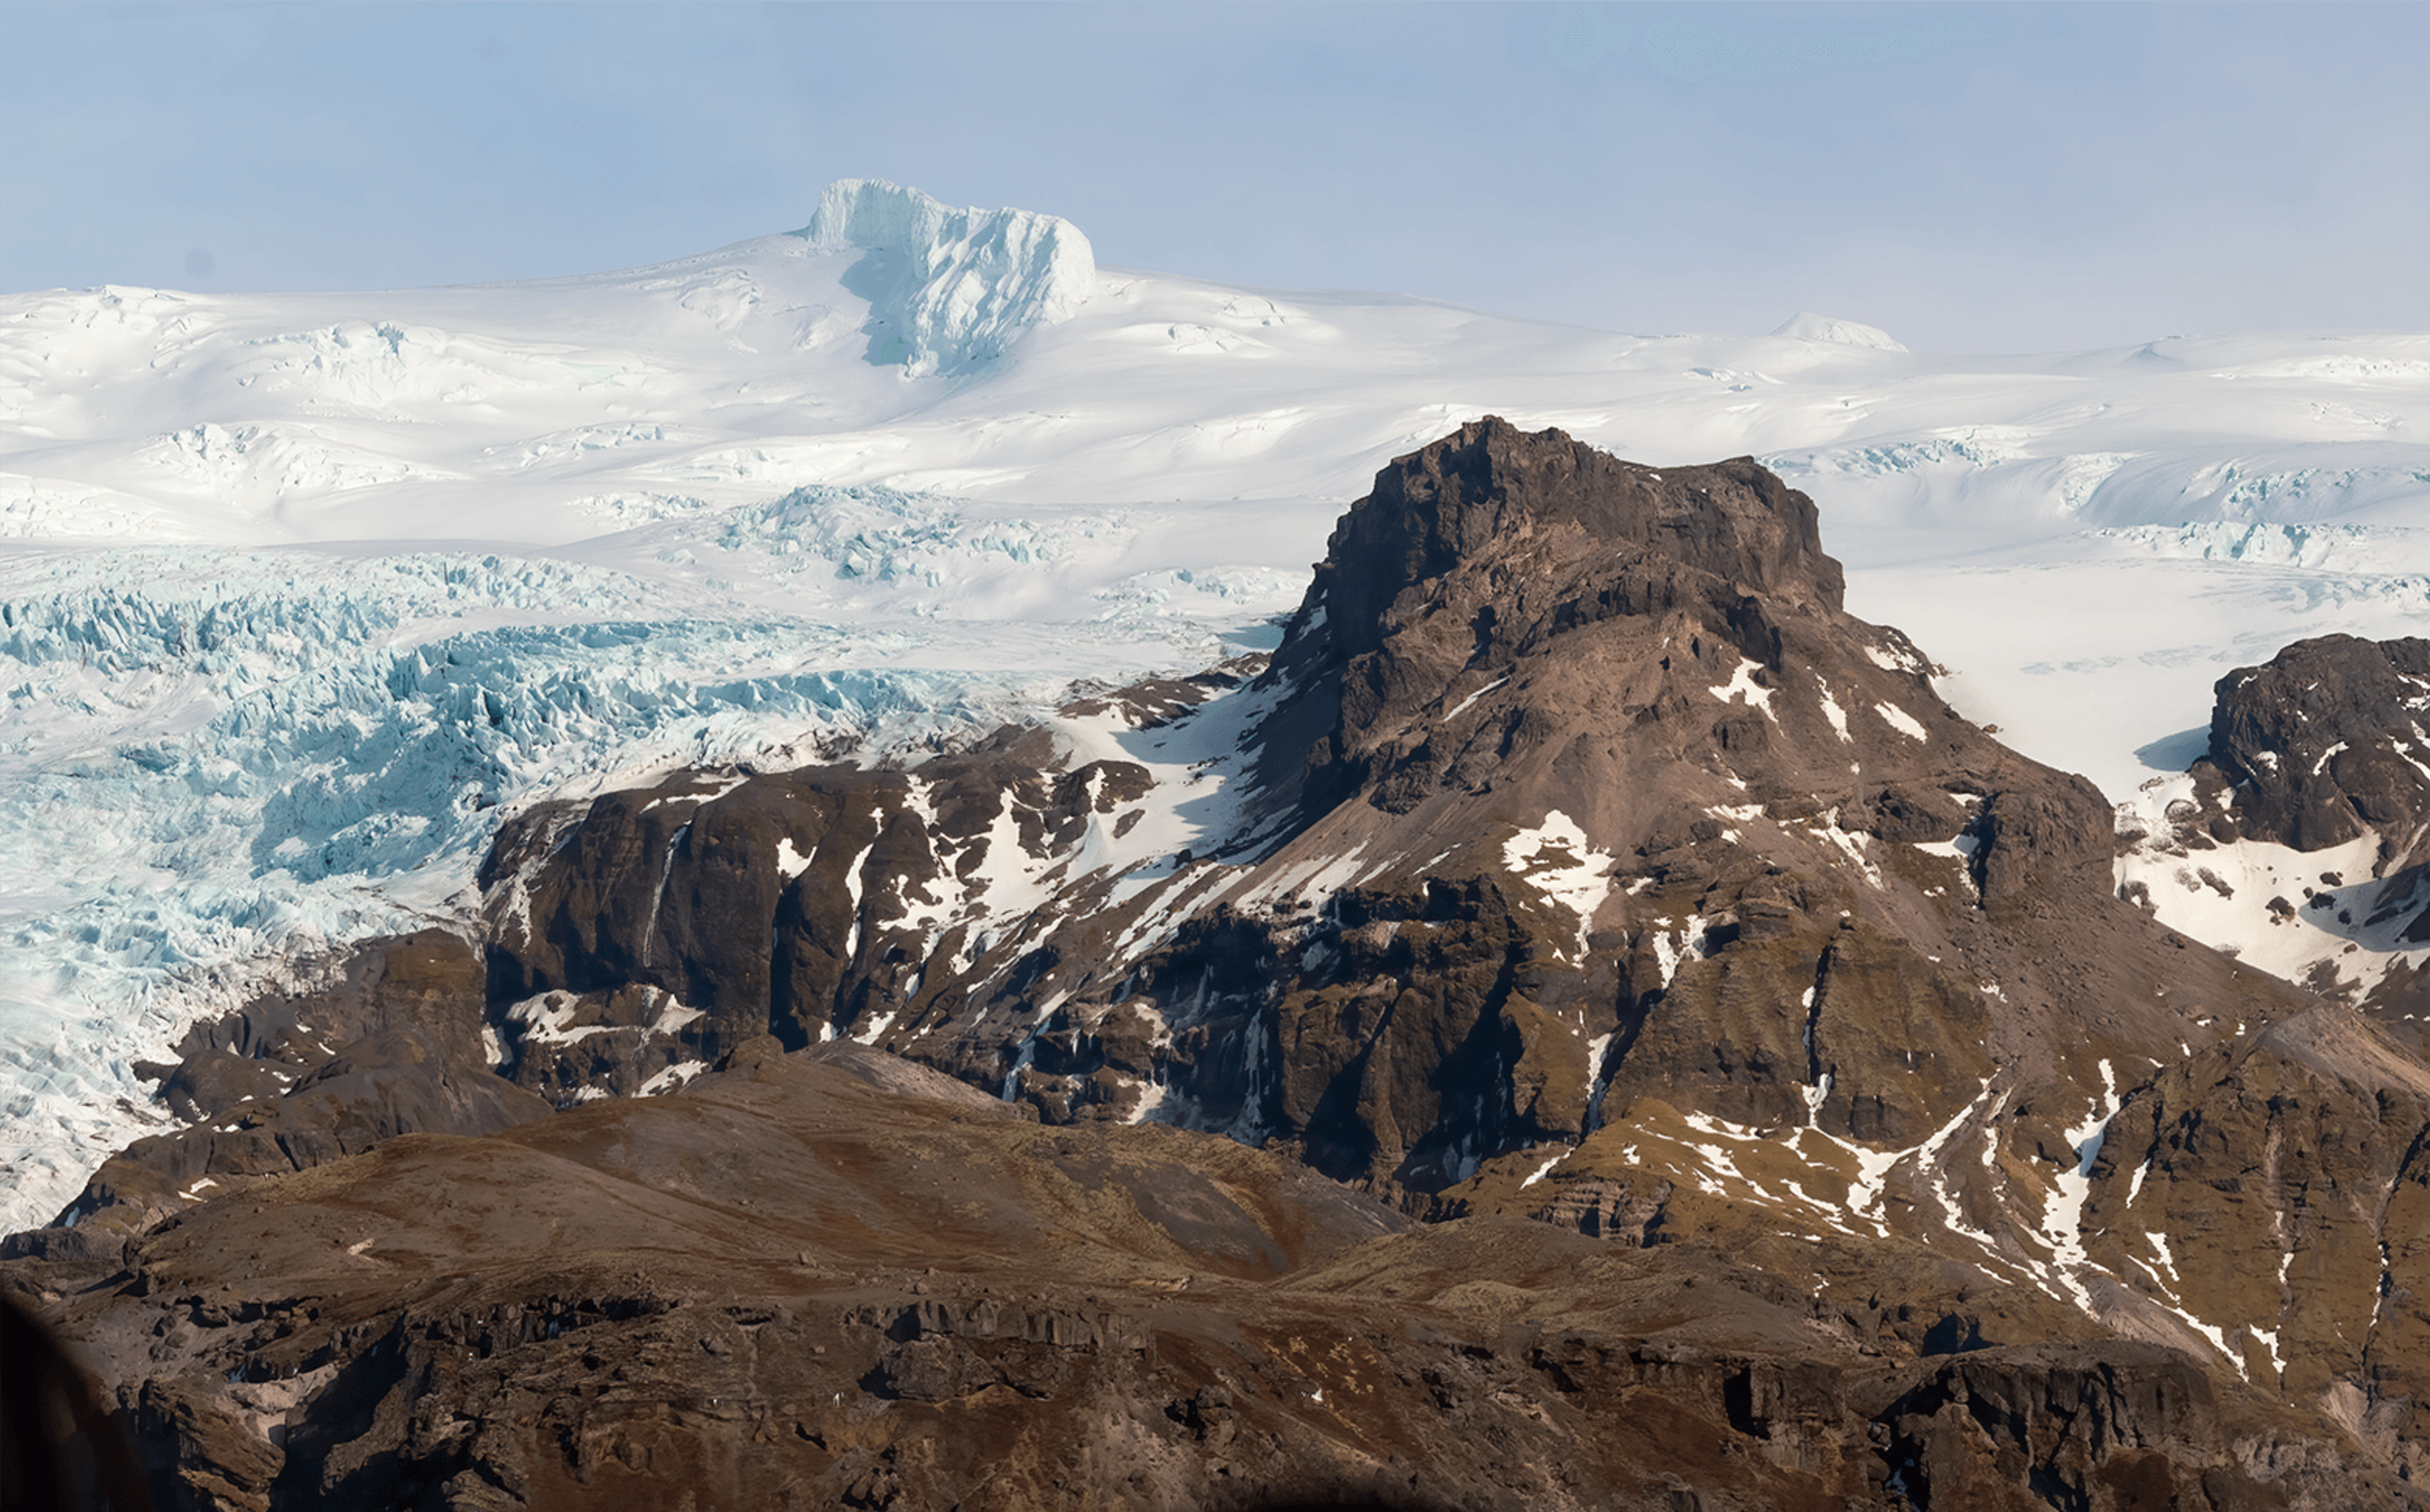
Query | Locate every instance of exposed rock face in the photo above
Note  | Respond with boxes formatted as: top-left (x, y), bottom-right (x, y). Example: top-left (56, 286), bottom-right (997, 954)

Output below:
top-left (10, 1049), bottom-right (2406, 1512)
top-left (2117, 634), bottom-right (2430, 1050)
top-left (16, 421), bottom-right (2430, 1509)
top-left (2205, 635), bottom-right (2430, 864)
top-left (478, 726), bottom-right (1156, 1069)
top-left (475, 419), bottom-right (2212, 1206)
top-left (1304, 430), bottom-right (1841, 698)
top-left (4, 931), bottom-right (547, 1262)
top-left (2083, 1007), bottom-right (2430, 1486)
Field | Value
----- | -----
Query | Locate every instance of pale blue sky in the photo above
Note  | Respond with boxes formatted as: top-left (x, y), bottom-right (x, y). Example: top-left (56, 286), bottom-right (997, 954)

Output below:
top-left (4, 3), bottom-right (2424, 354)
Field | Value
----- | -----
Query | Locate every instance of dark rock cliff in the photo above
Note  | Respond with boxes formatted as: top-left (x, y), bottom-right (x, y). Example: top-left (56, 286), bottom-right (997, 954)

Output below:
top-left (2205, 635), bottom-right (2430, 864)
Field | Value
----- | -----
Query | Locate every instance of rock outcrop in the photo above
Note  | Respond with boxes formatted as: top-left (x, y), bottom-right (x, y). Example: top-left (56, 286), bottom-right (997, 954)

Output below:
top-left (11, 1048), bottom-right (2408, 1512)
top-left (2083, 1005), bottom-right (2430, 1485)
top-left (2117, 634), bottom-right (2430, 1049)
top-left (2205, 635), bottom-right (2430, 864)
top-left (4, 931), bottom-right (547, 1263)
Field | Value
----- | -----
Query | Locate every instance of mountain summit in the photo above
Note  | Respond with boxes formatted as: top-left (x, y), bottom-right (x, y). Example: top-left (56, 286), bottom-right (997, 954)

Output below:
top-left (1770, 310), bottom-right (1907, 349)
top-left (421, 418), bottom-right (2371, 1208)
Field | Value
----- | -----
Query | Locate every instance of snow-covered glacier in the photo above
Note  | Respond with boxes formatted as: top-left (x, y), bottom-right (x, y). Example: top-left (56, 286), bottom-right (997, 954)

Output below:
top-left (1, 177), bottom-right (2425, 1231)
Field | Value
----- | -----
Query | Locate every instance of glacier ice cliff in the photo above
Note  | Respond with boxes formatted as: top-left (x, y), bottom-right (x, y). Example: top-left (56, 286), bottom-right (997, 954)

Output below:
top-left (801, 178), bottom-right (1095, 377)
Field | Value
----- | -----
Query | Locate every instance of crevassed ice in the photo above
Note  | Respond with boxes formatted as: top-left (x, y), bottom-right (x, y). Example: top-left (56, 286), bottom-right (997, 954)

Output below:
top-left (799, 178), bottom-right (1095, 378)
top-left (0, 545), bottom-right (1085, 1234)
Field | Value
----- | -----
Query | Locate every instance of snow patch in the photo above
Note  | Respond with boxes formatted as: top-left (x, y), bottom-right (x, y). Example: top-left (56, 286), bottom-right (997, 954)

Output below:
top-left (2035, 1058), bottom-right (2121, 1317)
top-left (1519, 1147), bottom-right (1571, 1188)
top-left (1874, 702), bottom-right (1929, 741)
top-left (1809, 810), bottom-right (1885, 889)
top-left (1817, 685), bottom-right (1852, 742)
top-left (776, 836), bottom-right (815, 880)
top-left (2118, 828), bottom-right (2421, 1000)
top-left (1709, 658), bottom-right (1776, 718)
top-left (639, 1059), bottom-right (707, 1095)
top-left (1501, 810), bottom-right (1617, 958)
top-left (1443, 675), bottom-right (1508, 721)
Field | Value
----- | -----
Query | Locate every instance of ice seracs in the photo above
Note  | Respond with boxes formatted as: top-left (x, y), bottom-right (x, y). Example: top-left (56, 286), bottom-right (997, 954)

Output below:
top-left (799, 178), bottom-right (1096, 378)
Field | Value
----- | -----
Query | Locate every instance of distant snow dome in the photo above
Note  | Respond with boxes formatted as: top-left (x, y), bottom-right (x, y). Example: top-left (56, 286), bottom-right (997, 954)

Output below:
top-left (1770, 311), bottom-right (1908, 352)
top-left (799, 178), bottom-right (1097, 378)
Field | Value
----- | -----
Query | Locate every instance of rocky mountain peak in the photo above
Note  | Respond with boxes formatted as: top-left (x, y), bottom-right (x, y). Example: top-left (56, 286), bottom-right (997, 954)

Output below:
top-left (1302, 416), bottom-right (1845, 667)
top-left (2205, 633), bottom-right (2430, 862)
top-left (1269, 419), bottom-right (1874, 832)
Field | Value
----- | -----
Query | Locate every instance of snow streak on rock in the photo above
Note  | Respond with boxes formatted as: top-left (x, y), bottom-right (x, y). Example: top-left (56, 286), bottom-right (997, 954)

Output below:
top-left (1501, 811), bottom-right (1618, 959)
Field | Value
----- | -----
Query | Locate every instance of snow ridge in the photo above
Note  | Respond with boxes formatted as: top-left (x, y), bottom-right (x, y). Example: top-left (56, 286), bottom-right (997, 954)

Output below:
top-left (1770, 311), bottom-right (1907, 352)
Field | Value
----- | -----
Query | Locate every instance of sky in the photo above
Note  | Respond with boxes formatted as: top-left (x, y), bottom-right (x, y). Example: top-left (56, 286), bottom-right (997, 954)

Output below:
top-left (3, 1), bottom-right (2426, 355)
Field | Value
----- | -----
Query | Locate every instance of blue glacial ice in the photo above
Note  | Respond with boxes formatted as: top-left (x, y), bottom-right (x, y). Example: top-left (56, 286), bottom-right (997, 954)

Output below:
top-left (0, 496), bottom-right (1285, 1232)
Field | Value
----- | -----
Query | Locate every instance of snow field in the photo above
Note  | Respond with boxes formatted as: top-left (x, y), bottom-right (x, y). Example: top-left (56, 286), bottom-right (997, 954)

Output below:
top-left (2117, 826), bottom-right (2422, 1001)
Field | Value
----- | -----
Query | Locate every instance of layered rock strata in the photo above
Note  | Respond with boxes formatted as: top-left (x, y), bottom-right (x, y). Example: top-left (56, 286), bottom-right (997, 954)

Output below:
top-left (9, 1048), bottom-right (2407, 1512)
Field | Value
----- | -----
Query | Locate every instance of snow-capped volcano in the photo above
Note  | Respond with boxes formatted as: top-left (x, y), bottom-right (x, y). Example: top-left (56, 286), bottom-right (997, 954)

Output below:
top-left (0, 178), bottom-right (2424, 1232)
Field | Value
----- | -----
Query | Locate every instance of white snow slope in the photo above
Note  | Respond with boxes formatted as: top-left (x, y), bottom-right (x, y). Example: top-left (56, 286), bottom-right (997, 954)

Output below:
top-left (1, 178), bottom-right (2424, 1231)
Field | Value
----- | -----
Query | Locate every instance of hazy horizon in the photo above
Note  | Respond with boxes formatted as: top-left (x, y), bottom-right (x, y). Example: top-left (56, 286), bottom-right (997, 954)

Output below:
top-left (5, 2), bottom-right (2427, 354)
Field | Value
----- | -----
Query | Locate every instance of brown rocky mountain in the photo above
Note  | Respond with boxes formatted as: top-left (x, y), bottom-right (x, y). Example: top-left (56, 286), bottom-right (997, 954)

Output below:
top-left (2115, 633), bottom-right (2430, 1052)
top-left (6, 1042), bottom-right (2402, 1512)
top-left (2206, 635), bottom-right (2430, 866)
top-left (8, 420), bottom-right (2426, 1509)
